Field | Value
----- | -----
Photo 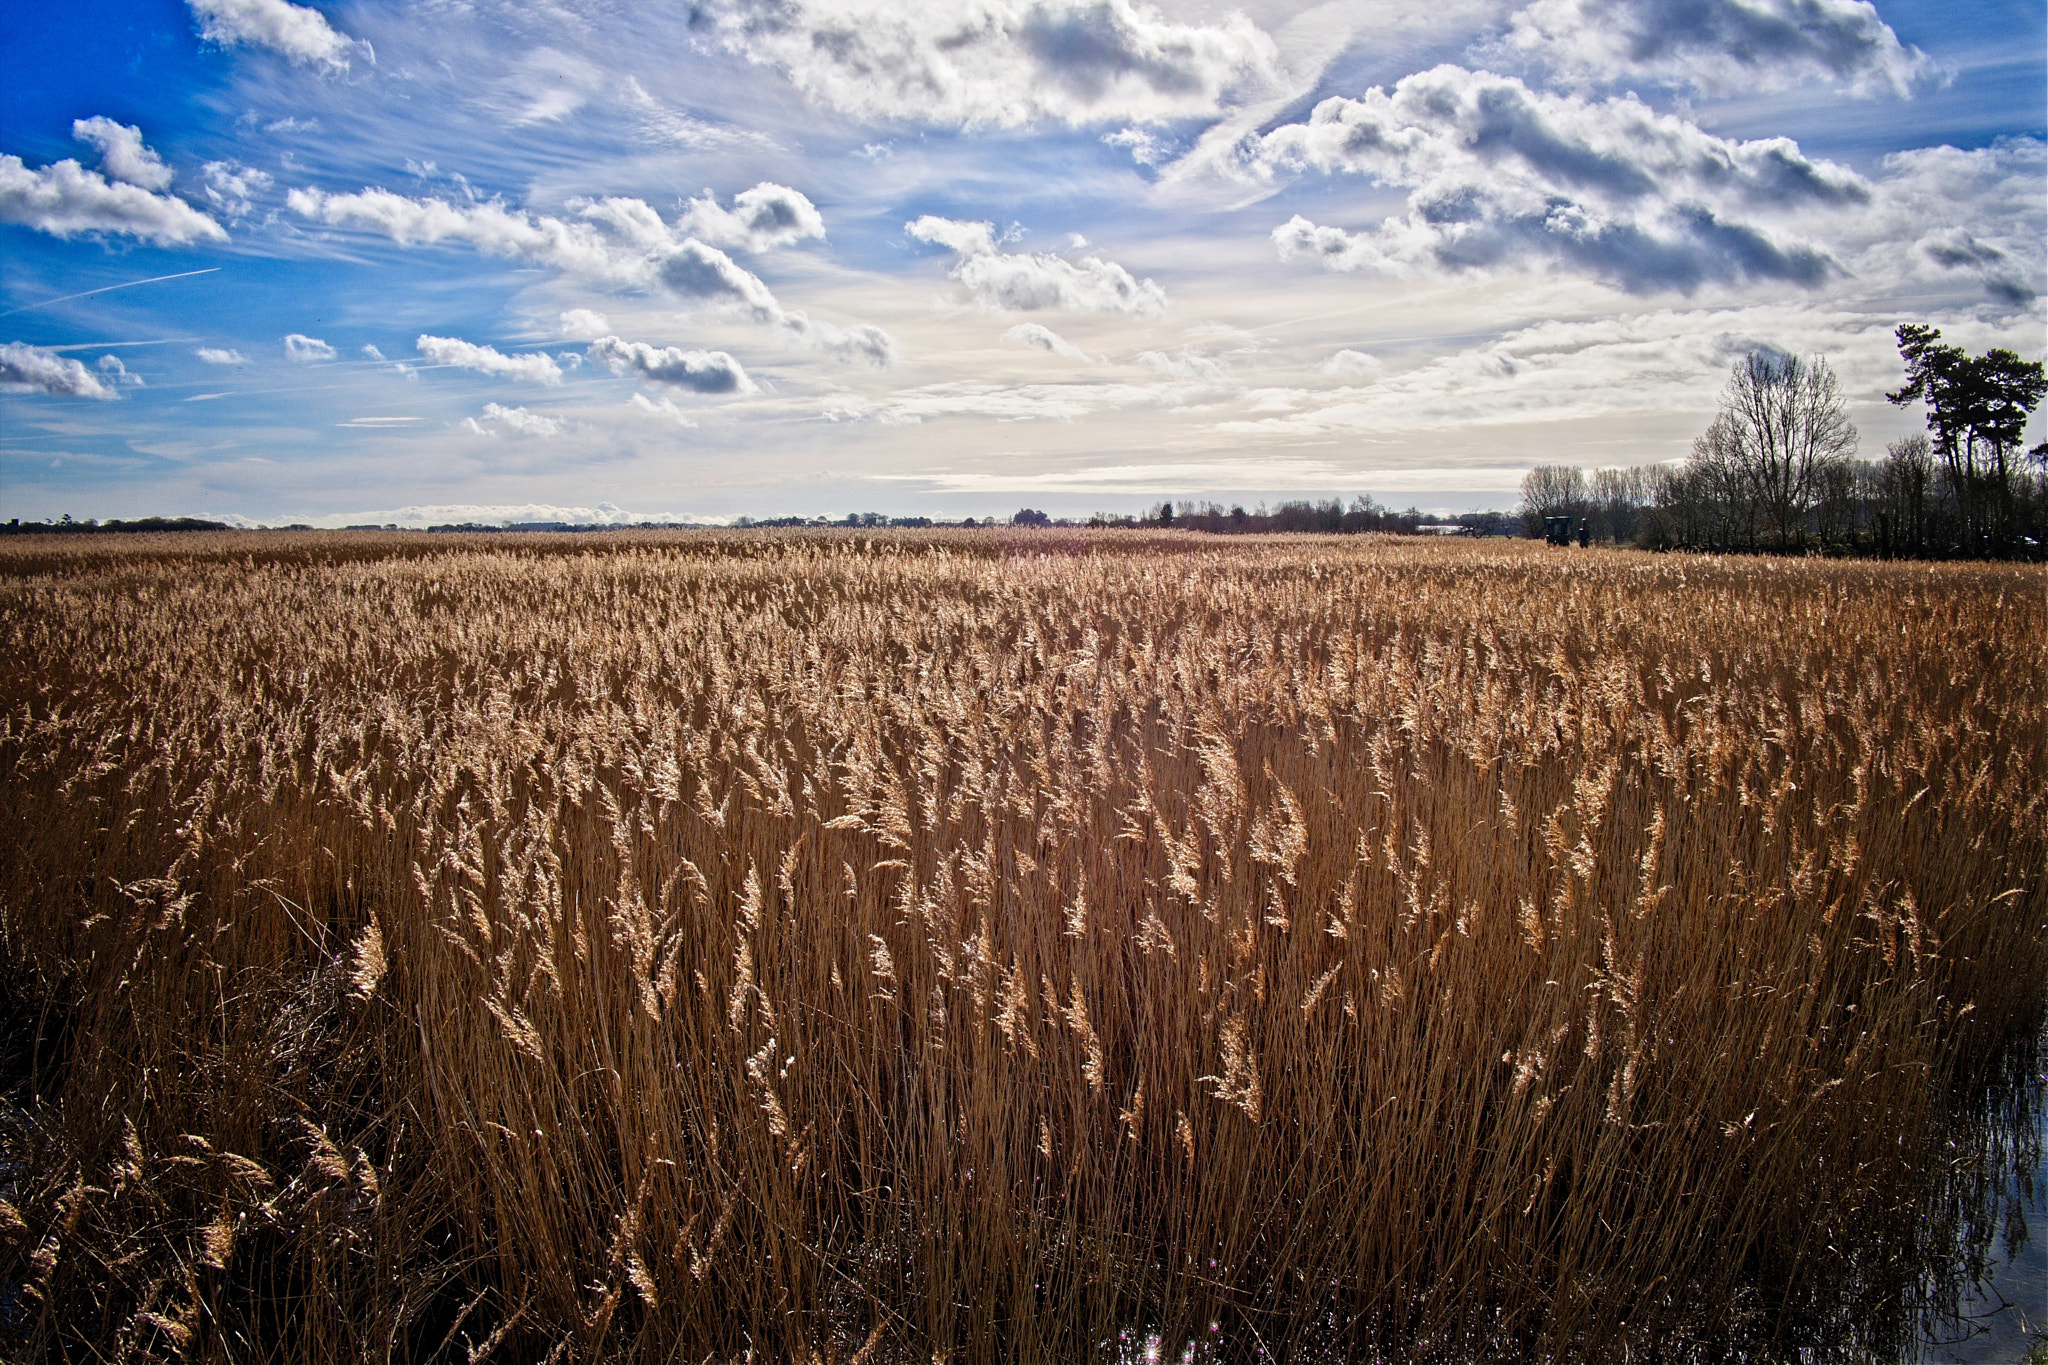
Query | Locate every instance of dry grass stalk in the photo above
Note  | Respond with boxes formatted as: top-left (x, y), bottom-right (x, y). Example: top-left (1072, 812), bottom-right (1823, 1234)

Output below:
top-left (0, 529), bottom-right (2041, 1362)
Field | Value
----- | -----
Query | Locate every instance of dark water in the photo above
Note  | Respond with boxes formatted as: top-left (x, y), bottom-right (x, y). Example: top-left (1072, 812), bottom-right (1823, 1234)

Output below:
top-left (1915, 1031), bottom-right (2047, 1365)
top-left (1919, 1113), bottom-right (2046, 1363)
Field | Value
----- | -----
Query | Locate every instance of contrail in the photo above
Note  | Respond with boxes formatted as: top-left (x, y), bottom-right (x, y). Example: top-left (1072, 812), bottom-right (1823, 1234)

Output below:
top-left (0, 267), bottom-right (222, 319)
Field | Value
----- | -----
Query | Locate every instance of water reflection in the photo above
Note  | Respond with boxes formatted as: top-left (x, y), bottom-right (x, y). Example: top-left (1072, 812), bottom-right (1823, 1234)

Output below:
top-left (1913, 1025), bottom-right (2046, 1364)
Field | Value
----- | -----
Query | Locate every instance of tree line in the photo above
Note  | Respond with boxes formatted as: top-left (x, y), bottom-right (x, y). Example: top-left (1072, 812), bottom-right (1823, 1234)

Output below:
top-left (1521, 326), bottom-right (2047, 558)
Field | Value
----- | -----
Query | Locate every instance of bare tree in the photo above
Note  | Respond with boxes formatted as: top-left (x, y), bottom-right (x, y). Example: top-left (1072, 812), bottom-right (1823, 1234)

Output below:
top-left (1876, 434), bottom-right (1932, 554)
top-left (1518, 464), bottom-right (1587, 537)
top-left (1711, 351), bottom-right (1858, 549)
top-left (1685, 412), bottom-right (1757, 549)
top-left (1589, 465), bottom-right (1653, 544)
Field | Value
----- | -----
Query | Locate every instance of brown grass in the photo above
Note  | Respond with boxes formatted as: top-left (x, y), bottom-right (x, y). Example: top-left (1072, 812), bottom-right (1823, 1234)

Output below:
top-left (0, 529), bottom-right (2042, 1363)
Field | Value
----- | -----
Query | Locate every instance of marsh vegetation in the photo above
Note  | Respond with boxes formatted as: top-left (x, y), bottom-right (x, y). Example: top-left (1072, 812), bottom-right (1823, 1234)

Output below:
top-left (0, 531), bottom-right (2041, 1362)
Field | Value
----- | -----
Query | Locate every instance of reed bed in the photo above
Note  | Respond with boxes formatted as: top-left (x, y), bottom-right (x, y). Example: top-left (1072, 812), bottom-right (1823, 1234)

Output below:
top-left (0, 530), bottom-right (2041, 1363)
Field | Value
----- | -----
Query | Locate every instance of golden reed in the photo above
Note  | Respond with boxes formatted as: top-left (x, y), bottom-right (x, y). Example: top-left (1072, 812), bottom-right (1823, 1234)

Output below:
top-left (0, 530), bottom-right (2041, 1362)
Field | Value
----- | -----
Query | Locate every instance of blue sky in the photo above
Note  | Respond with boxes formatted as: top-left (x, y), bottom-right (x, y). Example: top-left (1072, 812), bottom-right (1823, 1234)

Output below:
top-left (1, 0), bottom-right (2041, 525)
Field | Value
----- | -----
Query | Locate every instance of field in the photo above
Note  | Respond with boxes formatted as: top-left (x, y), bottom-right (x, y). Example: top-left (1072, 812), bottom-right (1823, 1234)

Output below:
top-left (0, 530), bottom-right (2042, 1363)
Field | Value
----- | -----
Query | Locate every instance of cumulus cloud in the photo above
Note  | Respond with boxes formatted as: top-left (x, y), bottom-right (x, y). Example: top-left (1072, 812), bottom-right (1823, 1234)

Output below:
top-left (909, 215), bottom-right (1167, 314)
top-left (416, 335), bottom-right (564, 384)
top-left (1002, 322), bottom-right (1094, 362)
top-left (656, 239), bottom-right (785, 316)
top-left (1103, 126), bottom-right (1176, 167)
top-left (629, 392), bottom-right (700, 427)
top-left (360, 344), bottom-right (384, 360)
top-left (1253, 66), bottom-right (1864, 295)
top-left (1136, 349), bottom-right (1225, 380)
top-left (187, 0), bottom-right (371, 71)
top-left (1848, 139), bottom-right (2045, 309)
top-left (284, 333), bottom-right (336, 362)
top-left (0, 342), bottom-right (117, 398)
top-left (289, 187), bottom-right (898, 363)
top-left (587, 335), bottom-right (756, 394)
top-left (72, 117), bottom-right (174, 190)
top-left (658, 238), bottom-right (900, 365)
top-left (0, 152), bottom-right (226, 245)
top-left (906, 215), bottom-right (1000, 257)
top-left (676, 183), bottom-right (826, 253)
top-left (559, 308), bottom-right (611, 339)
top-left (201, 161), bottom-right (271, 219)
top-left (288, 187), bottom-right (633, 280)
top-left (686, 0), bottom-right (1279, 127)
top-left (465, 402), bottom-right (564, 437)
top-left (1503, 0), bottom-right (1926, 97)
top-left (196, 346), bottom-right (247, 365)
top-left (1317, 349), bottom-right (1384, 380)
top-left (97, 355), bottom-right (144, 387)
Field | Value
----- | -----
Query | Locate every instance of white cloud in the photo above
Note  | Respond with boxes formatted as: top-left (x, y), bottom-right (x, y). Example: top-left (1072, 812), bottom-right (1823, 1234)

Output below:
top-left (1254, 66), bottom-right (1866, 295)
top-left (881, 457), bottom-right (1359, 495)
top-left (0, 154), bottom-right (226, 245)
top-left (316, 503), bottom-right (726, 529)
top-left (676, 183), bottom-right (826, 253)
top-left (196, 346), bottom-right (248, 365)
top-left (96, 355), bottom-right (144, 387)
top-left (187, 0), bottom-right (371, 71)
top-left (289, 188), bottom-right (637, 280)
top-left (588, 335), bottom-right (755, 394)
top-left (416, 335), bottom-right (564, 384)
top-left (559, 308), bottom-right (611, 339)
top-left (361, 344), bottom-right (385, 360)
top-left (0, 342), bottom-right (117, 398)
top-left (1503, 0), bottom-right (1927, 97)
top-left (655, 238), bottom-right (785, 316)
top-left (1136, 348), bottom-right (1225, 380)
top-left (908, 215), bottom-right (1167, 314)
top-left (656, 238), bottom-right (900, 365)
top-left (201, 161), bottom-right (271, 219)
top-left (1841, 139), bottom-right (2045, 309)
top-left (686, 0), bottom-right (1280, 127)
top-left (905, 215), bottom-right (999, 257)
top-left (819, 373), bottom-right (1227, 425)
top-left (71, 117), bottom-right (174, 190)
top-left (1217, 305), bottom-right (1886, 437)
top-left (1002, 322), bottom-right (1094, 362)
top-left (290, 187), bottom-right (897, 363)
top-left (1103, 126), bottom-right (1174, 167)
top-left (284, 333), bottom-right (336, 362)
top-left (466, 402), bottom-right (565, 437)
top-left (1317, 349), bottom-right (1383, 379)
top-left (629, 392), bottom-right (700, 427)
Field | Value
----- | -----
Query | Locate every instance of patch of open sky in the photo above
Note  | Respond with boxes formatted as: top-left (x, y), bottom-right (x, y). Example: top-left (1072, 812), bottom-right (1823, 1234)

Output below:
top-left (0, 0), bottom-right (223, 163)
